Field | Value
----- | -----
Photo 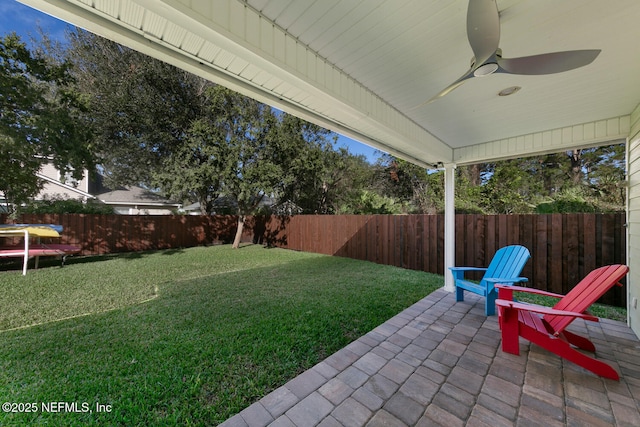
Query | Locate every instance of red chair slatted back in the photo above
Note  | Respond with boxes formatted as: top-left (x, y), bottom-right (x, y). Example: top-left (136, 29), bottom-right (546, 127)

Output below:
top-left (544, 264), bottom-right (628, 334)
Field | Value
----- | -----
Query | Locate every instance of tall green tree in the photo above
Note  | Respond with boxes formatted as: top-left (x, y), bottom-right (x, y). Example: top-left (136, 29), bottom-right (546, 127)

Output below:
top-left (66, 29), bottom-right (206, 189)
top-left (201, 87), bottom-right (283, 248)
top-left (586, 144), bottom-right (626, 209)
top-left (321, 148), bottom-right (375, 214)
top-left (374, 155), bottom-right (444, 214)
top-left (534, 144), bottom-right (626, 212)
top-left (479, 159), bottom-right (544, 214)
top-left (66, 29), bottom-right (341, 240)
top-left (270, 114), bottom-right (336, 213)
top-left (0, 32), bottom-right (92, 213)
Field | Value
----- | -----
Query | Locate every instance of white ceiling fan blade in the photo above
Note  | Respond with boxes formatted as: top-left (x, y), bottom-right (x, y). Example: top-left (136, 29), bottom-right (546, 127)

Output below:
top-left (467, 0), bottom-right (500, 67)
top-left (414, 68), bottom-right (474, 109)
top-left (419, 0), bottom-right (599, 106)
top-left (497, 50), bottom-right (601, 75)
top-left (420, 0), bottom-right (499, 106)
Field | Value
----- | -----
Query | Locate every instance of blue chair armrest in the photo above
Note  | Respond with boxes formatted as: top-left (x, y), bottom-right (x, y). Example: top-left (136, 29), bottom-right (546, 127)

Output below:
top-left (483, 277), bottom-right (528, 285)
top-left (449, 267), bottom-right (488, 281)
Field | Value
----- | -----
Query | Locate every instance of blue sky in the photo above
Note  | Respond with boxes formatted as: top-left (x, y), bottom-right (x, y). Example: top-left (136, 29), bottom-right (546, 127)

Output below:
top-left (1, 0), bottom-right (383, 163)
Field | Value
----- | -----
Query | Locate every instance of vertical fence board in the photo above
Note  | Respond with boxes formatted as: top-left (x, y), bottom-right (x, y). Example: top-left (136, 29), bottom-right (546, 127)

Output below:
top-left (601, 215), bottom-right (615, 266)
top-left (382, 216), bottom-right (388, 266)
top-left (484, 216), bottom-right (496, 263)
top-left (455, 215), bottom-right (464, 266)
top-left (519, 215), bottom-right (534, 280)
top-left (583, 214), bottom-right (596, 277)
top-left (565, 214), bottom-right (581, 287)
top-left (550, 215), bottom-right (564, 294)
top-left (533, 215), bottom-right (547, 290)
top-left (394, 216), bottom-right (402, 268)
top-left (496, 215), bottom-right (507, 249)
top-left (422, 216), bottom-right (430, 273)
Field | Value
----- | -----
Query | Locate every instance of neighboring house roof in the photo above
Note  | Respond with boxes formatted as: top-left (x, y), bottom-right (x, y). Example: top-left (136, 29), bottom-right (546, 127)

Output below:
top-left (96, 187), bottom-right (181, 208)
top-left (90, 176), bottom-right (181, 208)
top-left (183, 195), bottom-right (277, 214)
top-left (36, 166), bottom-right (180, 210)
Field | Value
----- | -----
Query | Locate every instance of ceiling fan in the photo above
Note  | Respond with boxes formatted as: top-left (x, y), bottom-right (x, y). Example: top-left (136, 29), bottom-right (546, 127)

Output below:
top-left (420, 0), bottom-right (600, 105)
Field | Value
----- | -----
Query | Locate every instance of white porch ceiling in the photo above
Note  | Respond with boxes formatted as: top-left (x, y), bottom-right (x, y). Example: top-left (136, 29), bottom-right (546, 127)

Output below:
top-left (20, 0), bottom-right (640, 167)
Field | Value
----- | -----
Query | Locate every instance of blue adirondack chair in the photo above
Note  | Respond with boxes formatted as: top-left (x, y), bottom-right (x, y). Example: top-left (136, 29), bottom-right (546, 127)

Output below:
top-left (449, 245), bottom-right (530, 315)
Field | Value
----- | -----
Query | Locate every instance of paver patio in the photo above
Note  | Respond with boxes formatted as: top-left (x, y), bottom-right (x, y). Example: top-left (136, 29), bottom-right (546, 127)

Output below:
top-left (220, 288), bottom-right (640, 426)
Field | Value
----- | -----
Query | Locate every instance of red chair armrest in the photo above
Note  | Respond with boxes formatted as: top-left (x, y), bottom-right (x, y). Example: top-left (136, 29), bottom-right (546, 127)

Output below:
top-left (495, 300), bottom-right (599, 322)
top-left (495, 284), bottom-right (564, 298)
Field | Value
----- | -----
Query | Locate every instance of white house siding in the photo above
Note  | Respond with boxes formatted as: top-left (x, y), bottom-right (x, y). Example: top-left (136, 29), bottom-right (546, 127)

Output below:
top-left (37, 163), bottom-right (90, 200)
top-left (37, 183), bottom-right (86, 200)
top-left (627, 103), bottom-right (640, 336)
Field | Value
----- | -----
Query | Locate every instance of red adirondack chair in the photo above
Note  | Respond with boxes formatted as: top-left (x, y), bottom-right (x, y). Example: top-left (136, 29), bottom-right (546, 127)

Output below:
top-left (496, 264), bottom-right (628, 380)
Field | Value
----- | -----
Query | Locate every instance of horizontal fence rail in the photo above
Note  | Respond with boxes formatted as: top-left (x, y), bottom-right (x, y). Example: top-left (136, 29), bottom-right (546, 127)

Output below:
top-left (1, 213), bottom-right (626, 306)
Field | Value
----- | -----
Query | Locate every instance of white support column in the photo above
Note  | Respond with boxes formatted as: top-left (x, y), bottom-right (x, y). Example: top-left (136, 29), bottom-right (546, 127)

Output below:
top-left (443, 163), bottom-right (456, 292)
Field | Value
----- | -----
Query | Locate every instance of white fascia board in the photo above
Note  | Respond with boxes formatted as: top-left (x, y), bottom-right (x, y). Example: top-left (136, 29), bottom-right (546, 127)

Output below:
top-left (453, 115), bottom-right (630, 165)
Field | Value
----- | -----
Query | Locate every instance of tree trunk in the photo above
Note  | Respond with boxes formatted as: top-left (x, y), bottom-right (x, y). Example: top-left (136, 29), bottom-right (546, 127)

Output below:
top-left (468, 164), bottom-right (482, 186)
top-left (569, 149), bottom-right (584, 185)
top-left (199, 198), bottom-right (209, 215)
top-left (232, 215), bottom-right (245, 248)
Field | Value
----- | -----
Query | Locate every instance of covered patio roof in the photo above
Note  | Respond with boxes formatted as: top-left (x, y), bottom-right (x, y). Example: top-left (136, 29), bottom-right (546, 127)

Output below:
top-left (19, 0), bottom-right (640, 167)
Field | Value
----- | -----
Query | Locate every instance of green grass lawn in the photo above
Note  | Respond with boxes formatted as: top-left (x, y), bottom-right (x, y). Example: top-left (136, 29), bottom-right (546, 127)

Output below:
top-left (0, 245), bottom-right (443, 426)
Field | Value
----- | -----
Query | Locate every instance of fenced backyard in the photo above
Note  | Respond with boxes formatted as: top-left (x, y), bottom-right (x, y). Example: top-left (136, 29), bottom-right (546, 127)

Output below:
top-left (0, 215), bottom-right (635, 426)
top-left (0, 212), bottom-right (627, 306)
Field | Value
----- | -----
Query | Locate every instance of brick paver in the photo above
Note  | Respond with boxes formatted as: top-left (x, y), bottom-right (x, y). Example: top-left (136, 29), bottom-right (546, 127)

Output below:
top-left (219, 289), bottom-right (640, 426)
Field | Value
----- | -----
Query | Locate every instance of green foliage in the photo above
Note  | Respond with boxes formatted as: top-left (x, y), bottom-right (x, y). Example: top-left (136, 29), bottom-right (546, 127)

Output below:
top-left (415, 172), bottom-right (446, 214)
top-left (451, 146), bottom-right (626, 215)
top-left (209, 87), bottom-right (282, 217)
top-left (67, 29), bottom-right (204, 189)
top-left (0, 33), bottom-right (93, 212)
top-left (340, 189), bottom-right (404, 214)
top-left (372, 155), bottom-right (443, 214)
top-left (271, 114), bottom-right (337, 213)
top-left (20, 196), bottom-right (114, 214)
top-left (536, 199), bottom-right (596, 214)
top-left (65, 31), bottom-right (342, 221)
top-left (536, 187), bottom-right (596, 213)
top-left (535, 186), bottom-right (624, 214)
top-left (479, 160), bottom-right (542, 214)
top-left (531, 146), bottom-right (626, 213)
top-left (454, 166), bottom-right (485, 214)
top-left (321, 148), bottom-right (377, 214)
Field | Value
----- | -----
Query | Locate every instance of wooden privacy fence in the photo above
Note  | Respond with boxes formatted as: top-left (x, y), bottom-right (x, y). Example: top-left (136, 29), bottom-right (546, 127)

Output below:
top-left (255, 214), bottom-right (627, 306)
top-left (0, 214), bottom-right (239, 254)
top-left (0, 213), bottom-right (627, 306)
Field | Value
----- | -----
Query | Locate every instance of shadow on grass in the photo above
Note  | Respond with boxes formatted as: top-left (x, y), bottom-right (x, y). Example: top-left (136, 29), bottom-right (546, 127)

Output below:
top-left (107, 248), bottom-right (187, 260)
top-left (0, 248), bottom-right (189, 273)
